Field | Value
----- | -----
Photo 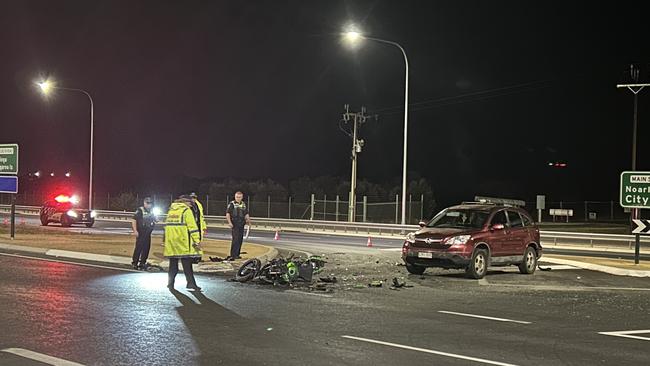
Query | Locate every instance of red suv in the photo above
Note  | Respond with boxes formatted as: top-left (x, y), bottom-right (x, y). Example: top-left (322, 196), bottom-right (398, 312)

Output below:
top-left (402, 203), bottom-right (541, 279)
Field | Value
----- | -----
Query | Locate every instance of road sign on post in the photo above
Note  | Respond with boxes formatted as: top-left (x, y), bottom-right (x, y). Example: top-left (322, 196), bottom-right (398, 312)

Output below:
top-left (536, 195), bottom-right (545, 223)
top-left (0, 144), bottom-right (18, 175)
top-left (632, 219), bottom-right (650, 234)
top-left (620, 171), bottom-right (648, 265)
top-left (620, 171), bottom-right (650, 208)
top-left (0, 176), bottom-right (18, 194)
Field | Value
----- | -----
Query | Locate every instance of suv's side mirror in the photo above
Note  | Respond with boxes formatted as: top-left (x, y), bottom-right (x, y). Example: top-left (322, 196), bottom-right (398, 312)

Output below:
top-left (490, 223), bottom-right (505, 231)
top-left (418, 221), bottom-right (427, 228)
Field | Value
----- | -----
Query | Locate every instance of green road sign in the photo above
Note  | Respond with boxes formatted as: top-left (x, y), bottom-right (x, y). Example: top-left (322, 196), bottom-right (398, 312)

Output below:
top-left (0, 144), bottom-right (18, 175)
top-left (620, 171), bottom-right (650, 208)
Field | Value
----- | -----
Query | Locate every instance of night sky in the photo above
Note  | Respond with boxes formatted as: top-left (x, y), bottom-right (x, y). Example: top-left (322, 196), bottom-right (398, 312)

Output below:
top-left (2, 1), bottom-right (649, 205)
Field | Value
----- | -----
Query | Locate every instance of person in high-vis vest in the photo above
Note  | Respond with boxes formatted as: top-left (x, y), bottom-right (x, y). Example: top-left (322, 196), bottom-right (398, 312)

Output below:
top-left (189, 192), bottom-right (207, 238)
top-left (163, 197), bottom-right (203, 291)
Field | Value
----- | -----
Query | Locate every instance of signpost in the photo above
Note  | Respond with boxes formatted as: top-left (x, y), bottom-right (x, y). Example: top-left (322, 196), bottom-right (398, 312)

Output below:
top-left (536, 195), bottom-right (546, 223)
top-left (0, 143), bottom-right (19, 239)
top-left (620, 171), bottom-right (650, 264)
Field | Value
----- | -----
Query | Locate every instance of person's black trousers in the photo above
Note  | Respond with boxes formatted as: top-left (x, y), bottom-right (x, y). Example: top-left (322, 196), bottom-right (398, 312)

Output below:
top-left (230, 224), bottom-right (245, 257)
top-left (168, 257), bottom-right (198, 287)
top-left (131, 233), bottom-right (151, 266)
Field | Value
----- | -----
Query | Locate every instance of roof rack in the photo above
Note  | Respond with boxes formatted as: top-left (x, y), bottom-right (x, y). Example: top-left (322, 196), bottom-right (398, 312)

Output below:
top-left (473, 196), bottom-right (526, 207)
top-left (460, 201), bottom-right (496, 205)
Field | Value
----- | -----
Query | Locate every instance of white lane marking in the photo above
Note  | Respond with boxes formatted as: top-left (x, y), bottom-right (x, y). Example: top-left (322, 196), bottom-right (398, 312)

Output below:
top-left (379, 248), bottom-right (402, 252)
top-left (0, 252), bottom-right (139, 272)
top-left (287, 290), bottom-right (333, 298)
top-left (438, 310), bottom-right (532, 324)
top-left (1, 348), bottom-right (85, 365)
top-left (598, 330), bottom-right (650, 341)
top-left (341, 335), bottom-right (519, 366)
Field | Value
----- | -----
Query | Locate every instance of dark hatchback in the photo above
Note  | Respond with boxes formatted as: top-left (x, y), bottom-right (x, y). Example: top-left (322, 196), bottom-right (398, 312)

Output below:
top-left (402, 203), bottom-right (541, 279)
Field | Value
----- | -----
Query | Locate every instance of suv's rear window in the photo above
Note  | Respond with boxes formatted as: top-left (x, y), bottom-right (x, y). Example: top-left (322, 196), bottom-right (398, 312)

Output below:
top-left (507, 211), bottom-right (523, 228)
top-left (427, 209), bottom-right (489, 229)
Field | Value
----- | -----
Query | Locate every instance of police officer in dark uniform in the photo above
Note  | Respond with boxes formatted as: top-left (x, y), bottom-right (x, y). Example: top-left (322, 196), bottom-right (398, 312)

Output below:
top-left (226, 191), bottom-right (251, 260)
top-left (131, 197), bottom-right (157, 270)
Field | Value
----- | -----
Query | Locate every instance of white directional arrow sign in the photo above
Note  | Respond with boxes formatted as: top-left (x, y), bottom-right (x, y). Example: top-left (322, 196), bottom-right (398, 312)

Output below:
top-left (632, 219), bottom-right (650, 234)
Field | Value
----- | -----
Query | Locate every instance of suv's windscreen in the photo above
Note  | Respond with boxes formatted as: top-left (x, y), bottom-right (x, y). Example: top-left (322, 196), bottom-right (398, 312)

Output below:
top-left (426, 209), bottom-right (489, 229)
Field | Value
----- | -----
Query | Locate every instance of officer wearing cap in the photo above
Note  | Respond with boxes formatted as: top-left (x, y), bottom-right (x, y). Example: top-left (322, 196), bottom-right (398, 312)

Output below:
top-left (131, 197), bottom-right (157, 270)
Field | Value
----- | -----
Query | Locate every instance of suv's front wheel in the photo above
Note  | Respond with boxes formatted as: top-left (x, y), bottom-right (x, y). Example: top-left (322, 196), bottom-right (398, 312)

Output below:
top-left (518, 246), bottom-right (537, 274)
top-left (466, 249), bottom-right (488, 279)
top-left (405, 263), bottom-right (426, 275)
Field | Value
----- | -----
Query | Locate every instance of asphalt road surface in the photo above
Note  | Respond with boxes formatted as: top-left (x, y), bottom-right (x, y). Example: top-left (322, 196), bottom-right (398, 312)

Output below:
top-left (1, 251), bottom-right (649, 365)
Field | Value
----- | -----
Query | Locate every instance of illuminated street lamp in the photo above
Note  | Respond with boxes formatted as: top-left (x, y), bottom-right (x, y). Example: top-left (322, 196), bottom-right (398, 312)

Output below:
top-left (342, 26), bottom-right (410, 225)
top-left (34, 171), bottom-right (41, 178)
top-left (36, 78), bottom-right (95, 210)
top-left (65, 172), bottom-right (71, 178)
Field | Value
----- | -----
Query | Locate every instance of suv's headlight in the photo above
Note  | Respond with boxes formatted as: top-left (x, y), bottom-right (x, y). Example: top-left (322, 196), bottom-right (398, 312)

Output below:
top-left (444, 235), bottom-right (471, 245)
top-left (406, 232), bottom-right (416, 243)
top-left (90, 210), bottom-right (97, 218)
top-left (66, 210), bottom-right (78, 218)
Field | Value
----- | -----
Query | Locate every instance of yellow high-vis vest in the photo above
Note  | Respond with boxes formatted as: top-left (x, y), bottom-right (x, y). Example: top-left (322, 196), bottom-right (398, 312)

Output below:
top-left (163, 201), bottom-right (203, 258)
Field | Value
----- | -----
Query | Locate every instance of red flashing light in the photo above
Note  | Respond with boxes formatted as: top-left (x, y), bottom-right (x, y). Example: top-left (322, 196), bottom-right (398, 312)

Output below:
top-left (55, 195), bottom-right (70, 203)
top-left (54, 195), bottom-right (79, 204)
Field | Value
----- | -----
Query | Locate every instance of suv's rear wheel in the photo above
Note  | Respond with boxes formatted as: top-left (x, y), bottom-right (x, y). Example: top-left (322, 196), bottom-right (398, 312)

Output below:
top-left (405, 263), bottom-right (426, 275)
top-left (466, 249), bottom-right (488, 279)
top-left (518, 246), bottom-right (537, 274)
top-left (40, 215), bottom-right (49, 226)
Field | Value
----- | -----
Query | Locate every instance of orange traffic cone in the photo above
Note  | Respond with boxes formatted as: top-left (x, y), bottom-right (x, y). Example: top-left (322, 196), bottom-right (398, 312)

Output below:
top-left (367, 236), bottom-right (373, 247)
top-left (274, 230), bottom-right (280, 241)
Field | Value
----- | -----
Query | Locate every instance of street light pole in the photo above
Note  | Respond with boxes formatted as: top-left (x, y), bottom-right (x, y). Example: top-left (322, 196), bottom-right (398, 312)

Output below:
top-left (348, 35), bottom-right (410, 225)
top-left (37, 82), bottom-right (95, 210)
top-left (617, 64), bottom-right (649, 265)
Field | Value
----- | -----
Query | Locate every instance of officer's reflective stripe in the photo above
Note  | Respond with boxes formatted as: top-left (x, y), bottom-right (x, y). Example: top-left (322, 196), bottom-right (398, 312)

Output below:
top-left (165, 223), bottom-right (187, 226)
top-left (188, 229), bottom-right (200, 234)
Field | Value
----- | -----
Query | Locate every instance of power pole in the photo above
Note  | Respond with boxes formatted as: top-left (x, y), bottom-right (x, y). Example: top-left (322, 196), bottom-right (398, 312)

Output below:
top-left (342, 105), bottom-right (369, 222)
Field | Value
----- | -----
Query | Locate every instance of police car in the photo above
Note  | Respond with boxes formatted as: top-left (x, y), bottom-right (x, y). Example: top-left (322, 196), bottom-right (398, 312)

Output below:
top-left (39, 194), bottom-right (96, 227)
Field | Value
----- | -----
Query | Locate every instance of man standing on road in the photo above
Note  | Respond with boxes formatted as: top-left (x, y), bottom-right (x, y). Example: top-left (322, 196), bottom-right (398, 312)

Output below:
top-left (226, 191), bottom-right (251, 260)
top-left (190, 192), bottom-right (207, 239)
top-left (131, 197), bottom-right (157, 270)
top-left (163, 196), bottom-right (203, 291)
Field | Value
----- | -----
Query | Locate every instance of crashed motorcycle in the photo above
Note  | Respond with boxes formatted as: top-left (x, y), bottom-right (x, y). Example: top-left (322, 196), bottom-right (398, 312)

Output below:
top-left (236, 255), bottom-right (325, 285)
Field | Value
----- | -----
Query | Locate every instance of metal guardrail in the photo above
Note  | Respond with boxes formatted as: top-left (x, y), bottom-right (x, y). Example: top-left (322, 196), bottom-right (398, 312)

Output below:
top-left (1, 205), bottom-right (647, 248)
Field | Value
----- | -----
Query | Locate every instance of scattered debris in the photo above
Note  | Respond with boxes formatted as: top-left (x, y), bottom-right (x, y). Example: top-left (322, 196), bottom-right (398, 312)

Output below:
top-left (319, 276), bottom-right (337, 283)
top-left (368, 280), bottom-right (383, 288)
top-left (311, 283), bottom-right (330, 291)
top-left (209, 256), bottom-right (226, 262)
top-left (389, 277), bottom-right (413, 290)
